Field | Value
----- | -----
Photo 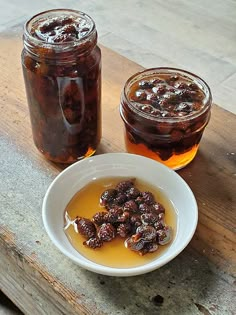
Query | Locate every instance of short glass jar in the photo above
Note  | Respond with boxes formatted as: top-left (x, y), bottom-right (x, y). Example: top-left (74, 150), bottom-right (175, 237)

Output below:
top-left (120, 68), bottom-right (212, 170)
top-left (22, 9), bottom-right (101, 163)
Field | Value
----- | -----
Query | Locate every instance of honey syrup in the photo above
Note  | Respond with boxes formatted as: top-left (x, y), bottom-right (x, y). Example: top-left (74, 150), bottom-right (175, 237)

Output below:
top-left (64, 177), bottom-right (177, 268)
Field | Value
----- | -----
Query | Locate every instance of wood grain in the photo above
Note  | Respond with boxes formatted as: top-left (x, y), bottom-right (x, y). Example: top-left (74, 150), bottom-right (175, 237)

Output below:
top-left (0, 34), bottom-right (235, 315)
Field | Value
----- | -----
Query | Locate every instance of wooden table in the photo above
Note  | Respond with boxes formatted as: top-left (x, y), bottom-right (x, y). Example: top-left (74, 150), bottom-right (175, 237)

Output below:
top-left (0, 31), bottom-right (235, 315)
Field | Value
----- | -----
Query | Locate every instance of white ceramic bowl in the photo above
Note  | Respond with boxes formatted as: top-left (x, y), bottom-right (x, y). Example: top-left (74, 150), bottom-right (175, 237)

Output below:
top-left (42, 153), bottom-right (198, 277)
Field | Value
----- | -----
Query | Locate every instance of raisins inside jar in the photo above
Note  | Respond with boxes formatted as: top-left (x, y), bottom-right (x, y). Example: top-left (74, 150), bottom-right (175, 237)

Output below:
top-left (120, 68), bottom-right (212, 170)
top-left (22, 9), bottom-right (101, 163)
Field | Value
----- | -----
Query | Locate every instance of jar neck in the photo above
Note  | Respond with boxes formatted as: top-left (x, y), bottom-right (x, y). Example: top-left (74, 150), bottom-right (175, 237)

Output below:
top-left (23, 9), bottom-right (98, 64)
top-left (23, 30), bottom-right (97, 64)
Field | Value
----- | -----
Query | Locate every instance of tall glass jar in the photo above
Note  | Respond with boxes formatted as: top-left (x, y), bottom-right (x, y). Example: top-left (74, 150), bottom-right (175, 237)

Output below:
top-left (22, 9), bottom-right (101, 163)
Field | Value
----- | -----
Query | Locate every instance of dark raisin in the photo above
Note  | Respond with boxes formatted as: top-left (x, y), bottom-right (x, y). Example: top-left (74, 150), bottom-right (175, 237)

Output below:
top-left (163, 93), bottom-right (180, 104)
top-left (141, 191), bottom-right (155, 205)
top-left (39, 18), bottom-right (59, 33)
top-left (146, 93), bottom-right (157, 102)
top-left (154, 221), bottom-right (164, 230)
top-left (178, 89), bottom-right (195, 101)
top-left (117, 223), bottom-right (131, 238)
top-left (135, 196), bottom-right (144, 205)
top-left (150, 78), bottom-right (164, 84)
top-left (53, 34), bottom-right (75, 42)
top-left (156, 226), bottom-right (172, 245)
top-left (100, 189), bottom-right (117, 206)
top-left (139, 80), bottom-right (154, 89)
top-left (113, 193), bottom-right (127, 205)
top-left (152, 86), bottom-right (166, 95)
top-left (188, 82), bottom-right (198, 90)
top-left (61, 16), bottom-right (74, 26)
top-left (107, 206), bottom-right (123, 223)
top-left (176, 82), bottom-right (188, 90)
top-left (140, 104), bottom-right (153, 113)
top-left (126, 187), bottom-right (140, 199)
top-left (75, 217), bottom-right (96, 238)
top-left (152, 203), bottom-right (165, 214)
top-left (116, 180), bottom-right (135, 192)
top-left (117, 211), bottom-right (130, 223)
top-left (92, 212), bottom-right (108, 226)
top-left (134, 89), bottom-right (146, 101)
top-left (141, 213), bottom-right (159, 225)
top-left (156, 147), bottom-right (173, 161)
top-left (124, 237), bottom-right (146, 251)
top-left (159, 99), bottom-right (169, 108)
top-left (158, 213), bottom-right (165, 222)
top-left (139, 203), bottom-right (153, 214)
top-left (123, 200), bottom-right (138, 213)
top-left (139, 242), bottom-right (159, 255)
top-left (136, 225), bottom-right (157, 241)
top-left (175, 102), bottom-right (192, 113)
top-left (83, 237), bottom-right (103, 249)
top-left (98, 223), bottom-right (116, 242)
top-left (130, 214), bottom-right (142, 226)
top-left (61, 24), bottom-right (77, 34)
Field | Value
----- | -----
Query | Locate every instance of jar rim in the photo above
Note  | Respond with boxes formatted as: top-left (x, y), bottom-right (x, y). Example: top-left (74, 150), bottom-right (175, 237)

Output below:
top-left (122, 67), bottom-right (212, 122)
top-left (24, 8), bottom-right (96, 47)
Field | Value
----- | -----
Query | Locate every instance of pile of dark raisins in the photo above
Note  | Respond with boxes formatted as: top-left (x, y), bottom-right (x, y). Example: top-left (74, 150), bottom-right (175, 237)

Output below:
top-left (33, 15), bottom-right (91, 43)
top-left (131, 75), bottom-right (204, 118)
top-left (75, 179), bottom-right (172, 255)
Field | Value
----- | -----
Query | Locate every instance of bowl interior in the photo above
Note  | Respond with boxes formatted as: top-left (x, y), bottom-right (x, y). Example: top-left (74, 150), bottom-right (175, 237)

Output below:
top-left (42, 153), bottom-right (198, 276)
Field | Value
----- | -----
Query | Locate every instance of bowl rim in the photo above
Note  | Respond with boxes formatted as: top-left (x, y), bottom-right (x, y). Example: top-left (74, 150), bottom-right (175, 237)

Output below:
top-left (42, 153), bottom-right (198, 276)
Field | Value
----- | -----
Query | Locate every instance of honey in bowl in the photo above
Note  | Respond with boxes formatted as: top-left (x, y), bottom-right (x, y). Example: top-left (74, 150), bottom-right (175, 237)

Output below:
top-left (64, 177), bottom-right (177, 268)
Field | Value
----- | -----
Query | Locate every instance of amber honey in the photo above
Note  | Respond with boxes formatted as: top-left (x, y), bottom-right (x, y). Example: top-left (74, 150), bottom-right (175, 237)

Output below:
top-left (124, 131), bottom-right (199, 170)
top-left (64, 176), bottom-right (177, 268)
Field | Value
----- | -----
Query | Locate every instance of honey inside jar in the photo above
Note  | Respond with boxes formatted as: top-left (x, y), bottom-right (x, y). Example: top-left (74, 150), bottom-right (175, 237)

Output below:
top-left (120, 68), bottom-right (212, 170)
top-left (64, 177), bottom-right (177, 268)
top-left (22, 9), bottom-right (101, 163)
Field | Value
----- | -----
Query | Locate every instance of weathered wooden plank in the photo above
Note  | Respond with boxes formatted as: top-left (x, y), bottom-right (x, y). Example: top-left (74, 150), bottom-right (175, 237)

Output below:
top-left (0, 29), bottom-right (235, 315)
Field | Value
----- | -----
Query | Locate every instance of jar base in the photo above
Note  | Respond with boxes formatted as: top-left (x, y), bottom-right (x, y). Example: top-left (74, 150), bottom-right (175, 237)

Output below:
top-left (124, 139), bottom-right (199, 170)
top-left (38, 146), bottom-right (96, 164)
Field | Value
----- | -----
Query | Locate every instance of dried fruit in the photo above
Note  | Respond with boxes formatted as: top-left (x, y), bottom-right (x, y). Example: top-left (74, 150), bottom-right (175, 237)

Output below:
top-left (130, 214), bottom-right (142, 226)
top-left (139, 80), bottom-right (153, 89)
top-left (117, 211), bottom-right (130, 223)
top-left (123, 200), bottom-right (138, 213)
top-left (107, 206), bottom-right (123, 223)
top-left (136, 225), bottom-right (157, 241)
top-left (100, 189), bottom-right (117, 206)
top-left (139, 203), bottom-right (153, 214)
top-left (117, 223), bottom-right (131, 238)
top-left (156, 226), bottom-right (172, 245)
top-left (141, 213), bottom-right (159, 225)
top-left (152, 202), bottom-right (165, 214)
top-left (83, 237), bottom-right (103, 249)
top-left (98, 223), bottom-right (116, 242)
top-left (71, 178), bottom-right (172, 256)
top-left (92, 212), bottom-right (108, 226)
top-left (126, 187), bottom-right (140, 199)
top-left (75, 217), bottom-right (96, 238)
top-left (124, 237), bottom-right (146, 251)
top-left (113, 193), bottom-right (127, 205)
top-left (139, 242), bottom-right (159, 255)
top-left (116, 180), bottom-right (135, 192)
top-left (141, 191), bottom-right (155, 205)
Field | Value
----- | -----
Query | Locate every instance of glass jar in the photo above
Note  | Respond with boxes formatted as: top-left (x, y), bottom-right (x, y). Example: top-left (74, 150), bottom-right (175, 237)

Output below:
top-left (120, 68), bottom-right (212, 170)
top-left (22, 9), bottom-right (101, 163)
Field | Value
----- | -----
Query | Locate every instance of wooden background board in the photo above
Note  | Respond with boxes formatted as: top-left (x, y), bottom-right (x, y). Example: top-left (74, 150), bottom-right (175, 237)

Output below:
top-left (0, 32), bottom-right (236, 315)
